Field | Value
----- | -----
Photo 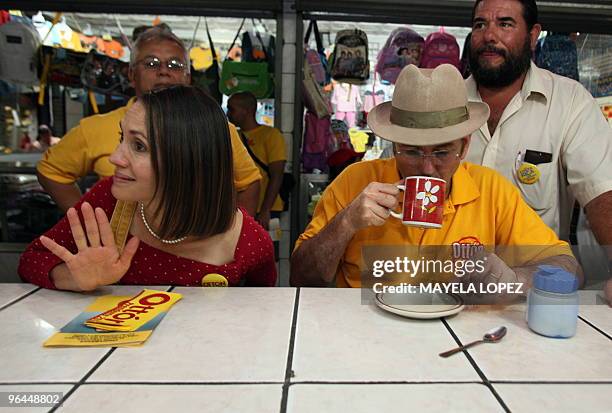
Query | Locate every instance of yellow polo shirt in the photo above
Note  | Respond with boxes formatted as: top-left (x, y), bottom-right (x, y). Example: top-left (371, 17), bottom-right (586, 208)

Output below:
top-left (37, 99), bottom-right (261, 191)
top-left (242, 125), bottom-right (287, 212)
top-left (295, 159), bottom-right (573, 287)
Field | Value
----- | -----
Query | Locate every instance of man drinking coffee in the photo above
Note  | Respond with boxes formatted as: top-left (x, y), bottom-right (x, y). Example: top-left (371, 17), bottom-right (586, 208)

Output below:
top-left (290, 64), bottom-right (580, 293)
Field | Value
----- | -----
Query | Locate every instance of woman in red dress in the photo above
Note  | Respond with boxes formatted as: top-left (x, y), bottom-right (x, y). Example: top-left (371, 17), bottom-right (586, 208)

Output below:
top-left (19, 85), bottom-right (276, 291)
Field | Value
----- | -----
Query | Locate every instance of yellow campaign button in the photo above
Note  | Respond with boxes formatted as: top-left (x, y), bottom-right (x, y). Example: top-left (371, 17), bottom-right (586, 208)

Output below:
top-left (201, 273), bottom-right (229, 287)
top-left (517, 162), bottom-right (540, 184)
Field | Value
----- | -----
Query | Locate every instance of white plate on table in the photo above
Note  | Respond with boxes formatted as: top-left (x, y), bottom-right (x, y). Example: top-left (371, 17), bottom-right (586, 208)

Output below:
top-left (375, 291), bottom-right (465, 319)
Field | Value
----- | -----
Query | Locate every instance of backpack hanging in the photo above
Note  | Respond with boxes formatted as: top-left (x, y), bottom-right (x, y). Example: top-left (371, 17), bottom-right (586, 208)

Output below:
top-left (0, 20), bottom-right (40, 85)
top-left (375, 27), bottom-right (424, 85)
top-left (191, 18), bottom-right (223, 104)
top-left (302, 111), bottom-right (333, 173)
top-left (241, 19), bottom-right (276, 72)
top-left (329, 29), bottom-right (370, 84)
top-left (302, 57), bottom-right (331, 118)
top-left (535, 33), bottom-right (579, 81)
top-left (219, 19), bottom-right (274, 99)
top-left (420, 28), bottom-right (460, 69)
top-left (304, 20), bottom-right (329, 86)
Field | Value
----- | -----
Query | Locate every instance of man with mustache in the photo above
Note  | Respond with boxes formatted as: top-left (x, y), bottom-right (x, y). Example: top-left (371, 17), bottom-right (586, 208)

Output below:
top-left (291, 64), bottom-right (578, 292)
top-left (465, 0), bottom-right (612, 303)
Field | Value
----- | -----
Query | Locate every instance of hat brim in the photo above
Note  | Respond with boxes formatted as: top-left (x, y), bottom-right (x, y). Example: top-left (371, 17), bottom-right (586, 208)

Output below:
top-left (367, 101), bottom-right (490, 146)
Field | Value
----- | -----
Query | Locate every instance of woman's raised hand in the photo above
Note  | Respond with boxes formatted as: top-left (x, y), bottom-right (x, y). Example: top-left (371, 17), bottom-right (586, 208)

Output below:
top-left (40, 202), bottom-right (140, 291)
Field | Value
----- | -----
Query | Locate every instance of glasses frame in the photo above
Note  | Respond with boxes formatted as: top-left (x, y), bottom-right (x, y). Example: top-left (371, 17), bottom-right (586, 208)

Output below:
top-left (394, 142), bottom-right (465, 166)
top-left (136, 56), bottom-right (187, 72)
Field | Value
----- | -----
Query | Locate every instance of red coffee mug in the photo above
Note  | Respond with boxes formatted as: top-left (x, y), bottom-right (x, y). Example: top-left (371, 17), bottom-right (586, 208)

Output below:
top-left (390, 176), bottom-right (446, 228)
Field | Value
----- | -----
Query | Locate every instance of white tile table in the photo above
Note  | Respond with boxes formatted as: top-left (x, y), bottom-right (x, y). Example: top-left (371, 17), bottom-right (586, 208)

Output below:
top-left (59, 384), bottom-right (283, 413)
top-left (444, 304), bottom-right (612, 382)
top-left (0, 284), bottom-right (38, 309)
top-left (579, 291), bottom-right (612, 336)
top-left (1, 284), bottom-right (609, 412)
top-left (287, 383), bottom-right (504, 413)
top-left (0, 285), bottom-right (158, 383)
top-left (292, 288), bottom-right (480, 382)
top-left (495, 383), bottom-right (612, 413)
top-left (88, 287), bottom-right (296, 383)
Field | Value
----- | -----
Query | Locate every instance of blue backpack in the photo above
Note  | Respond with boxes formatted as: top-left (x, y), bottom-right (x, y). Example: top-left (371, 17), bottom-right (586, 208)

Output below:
top-left (535, 33), bottom-right (579, 81)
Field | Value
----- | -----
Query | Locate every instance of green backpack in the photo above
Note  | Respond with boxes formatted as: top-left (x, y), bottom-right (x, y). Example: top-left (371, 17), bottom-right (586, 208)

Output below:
top-left (219, 60), bottom-right (273, 98)
top-left (218, 19), bottom-right (274, 99)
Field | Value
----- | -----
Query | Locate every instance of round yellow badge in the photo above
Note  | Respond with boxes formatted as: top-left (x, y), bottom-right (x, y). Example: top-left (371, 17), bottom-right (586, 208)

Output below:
top-left (201, 273), bottom-right (229, 287)
top-left (517, 162), bottom-right (540, 184)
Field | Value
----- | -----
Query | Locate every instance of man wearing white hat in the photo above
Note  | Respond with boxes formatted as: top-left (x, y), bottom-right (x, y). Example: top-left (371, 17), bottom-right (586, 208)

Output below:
top-left (291, 64), bottom-right (579, 290)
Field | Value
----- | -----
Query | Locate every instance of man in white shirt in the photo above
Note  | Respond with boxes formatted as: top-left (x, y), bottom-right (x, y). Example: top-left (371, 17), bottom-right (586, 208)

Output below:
top-left (465, 0), bottom-right (612, 300)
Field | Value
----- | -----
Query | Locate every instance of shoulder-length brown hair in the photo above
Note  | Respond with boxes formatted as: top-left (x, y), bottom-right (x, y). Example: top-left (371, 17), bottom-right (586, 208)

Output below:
top-left (140, 85), bottom-right (235, 239)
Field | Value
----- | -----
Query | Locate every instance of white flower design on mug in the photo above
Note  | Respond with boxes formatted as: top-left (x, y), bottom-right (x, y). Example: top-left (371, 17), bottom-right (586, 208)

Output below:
top-left (416, 180), bottom-right (440, 212)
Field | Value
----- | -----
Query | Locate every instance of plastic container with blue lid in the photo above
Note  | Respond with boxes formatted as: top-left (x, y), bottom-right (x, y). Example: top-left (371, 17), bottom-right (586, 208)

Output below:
top-left (526, 265), bottom-right (579, 338)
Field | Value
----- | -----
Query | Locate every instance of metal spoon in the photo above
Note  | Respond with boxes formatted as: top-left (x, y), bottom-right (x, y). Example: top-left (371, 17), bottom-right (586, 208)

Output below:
top-left (439, 326), bottom-right (507, 358)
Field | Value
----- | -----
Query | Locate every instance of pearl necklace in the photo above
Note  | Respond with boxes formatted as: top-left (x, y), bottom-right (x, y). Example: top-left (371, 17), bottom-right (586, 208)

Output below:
top-left (139, 202), bottom-right (187, 244)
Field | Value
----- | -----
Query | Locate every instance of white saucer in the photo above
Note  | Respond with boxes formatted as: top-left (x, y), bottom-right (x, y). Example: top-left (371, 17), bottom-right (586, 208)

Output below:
top-left (375, 291), bottom-right (465, 319)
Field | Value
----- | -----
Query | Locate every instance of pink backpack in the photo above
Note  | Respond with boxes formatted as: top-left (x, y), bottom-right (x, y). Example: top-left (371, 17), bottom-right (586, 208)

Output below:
top-left (375, 27), bottom-right (424, 84)
top-left (302, 112), bottom-right (333, 172)
top-left (304, 20), bottom-right (329, 86)
top-left (420, 28), bottom-right (460, 69)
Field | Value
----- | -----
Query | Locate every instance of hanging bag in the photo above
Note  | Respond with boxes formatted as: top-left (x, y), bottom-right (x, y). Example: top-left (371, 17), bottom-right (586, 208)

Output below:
top-left (0, 20), bottom-right (40, 85)
top-left (219, 19), bottom-right (274, 98)
top-left (329, 29), bottom-right (369, 84)
top-left (191, 18), bottom-right (223, 103)
top-left (302, 111), bottom-right (333, 173)
top-left (535, 33), bottom-right (579, 81)
top-left (420, 28), bottom-right (460, 69)
top-left (375, 27), bottom-right (424, 84)
top-left (304, 20), bottom-right (329, 86)
top-left (242, 19), bottom-right (276, 72)
top-left (302, 57), bottom-right (331, 118)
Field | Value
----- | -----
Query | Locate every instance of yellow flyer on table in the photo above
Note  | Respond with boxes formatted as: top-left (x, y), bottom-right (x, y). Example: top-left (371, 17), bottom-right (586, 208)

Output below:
top-left (85, 289), bottom-right (182, 332)
top-left (43, 290), bottom-right (182, 347)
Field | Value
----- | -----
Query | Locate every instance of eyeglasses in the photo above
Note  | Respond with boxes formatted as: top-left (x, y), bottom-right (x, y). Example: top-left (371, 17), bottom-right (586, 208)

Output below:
top-left (394, 148), bottom-right (462, 165)
top-left (137, 56), bottom-right (186, 72)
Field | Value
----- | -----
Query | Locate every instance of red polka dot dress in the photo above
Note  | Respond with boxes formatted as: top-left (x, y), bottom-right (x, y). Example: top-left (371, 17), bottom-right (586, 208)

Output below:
top-left (18, 178), bottom-right (277, 289)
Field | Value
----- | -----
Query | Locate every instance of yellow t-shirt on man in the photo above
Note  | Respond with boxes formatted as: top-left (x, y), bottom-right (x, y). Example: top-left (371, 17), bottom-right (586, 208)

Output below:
top-left (37, 99), bottom-right (261, 191)
top-left (295, 159), bottom-right (573, 287)
top-left (241, 125), bottom-right (287, 212)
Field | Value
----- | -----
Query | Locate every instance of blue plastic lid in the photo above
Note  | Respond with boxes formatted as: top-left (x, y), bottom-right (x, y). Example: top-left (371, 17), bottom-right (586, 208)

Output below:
top-left (533, 265), bottom-right (579, 294)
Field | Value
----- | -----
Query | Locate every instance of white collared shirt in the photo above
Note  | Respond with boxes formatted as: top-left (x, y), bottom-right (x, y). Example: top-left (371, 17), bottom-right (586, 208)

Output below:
top-left (465, 62), bottom-right (612, 240)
